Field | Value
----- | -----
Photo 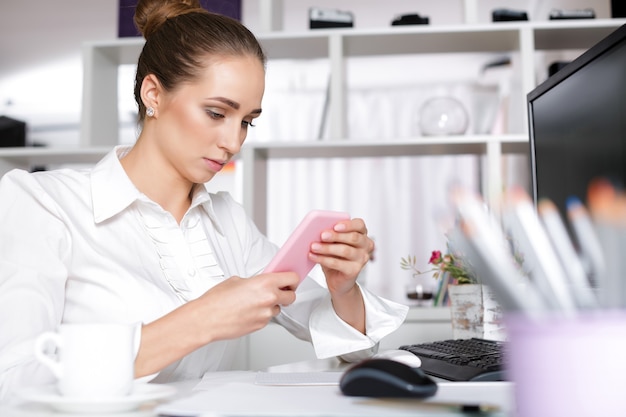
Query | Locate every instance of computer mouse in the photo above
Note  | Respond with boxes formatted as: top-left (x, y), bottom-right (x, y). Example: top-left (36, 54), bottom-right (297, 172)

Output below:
top-left (339, 358), bottom-right (438, 398)
top-left (373, 349), bottom-right (422, 368)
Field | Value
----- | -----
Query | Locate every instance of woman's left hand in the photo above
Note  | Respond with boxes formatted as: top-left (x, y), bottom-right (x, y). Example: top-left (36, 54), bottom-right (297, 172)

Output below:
top-left (309, 217), bottom-right (374, 295)
top-left (309, 217), bottom-right (373, 332)
top-left (308, 218), bottom-right (373, 333)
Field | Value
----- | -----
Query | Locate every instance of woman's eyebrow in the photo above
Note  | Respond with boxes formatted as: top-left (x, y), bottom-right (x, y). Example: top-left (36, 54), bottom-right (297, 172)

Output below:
top-left (207, 97), bottom-right (262, 115)
top-left (207, 96), bottom-right (240, 109)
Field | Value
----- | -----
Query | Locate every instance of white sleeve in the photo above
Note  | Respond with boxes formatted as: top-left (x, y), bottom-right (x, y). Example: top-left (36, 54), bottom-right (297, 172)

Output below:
top-left (0, 171), bottom-right (70, 403)
top-left (308, 284), bottom-right (408, 360)
top-left (275, 279), bottom-right (408, 361)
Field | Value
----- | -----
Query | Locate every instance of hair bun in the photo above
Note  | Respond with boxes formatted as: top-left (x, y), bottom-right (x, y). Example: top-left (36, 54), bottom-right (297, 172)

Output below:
top-left (134, 0), bottom-right (206, 39)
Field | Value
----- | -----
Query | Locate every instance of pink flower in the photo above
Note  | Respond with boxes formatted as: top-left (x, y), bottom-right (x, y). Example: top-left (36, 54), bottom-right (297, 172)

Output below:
top-left (429, 250), bottom-right (442, 265)
top-left (402, 245), bottom-right (481, 285)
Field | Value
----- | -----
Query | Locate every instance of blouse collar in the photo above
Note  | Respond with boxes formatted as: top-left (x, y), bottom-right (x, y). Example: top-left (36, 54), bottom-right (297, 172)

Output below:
top-left (90, 146), bottom-right (224, 235)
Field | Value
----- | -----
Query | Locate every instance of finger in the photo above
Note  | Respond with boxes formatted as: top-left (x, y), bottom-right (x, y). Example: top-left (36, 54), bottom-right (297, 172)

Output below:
top-left (260, 271), bottom-right (300, 289)
top-left (334, 218), bottom-right (367, 234)
top-left (272, 305), bottom-right (281, 316)
top-left (277, 273), bottom-right (300, 292)
top-left (321, 229), bottom-right (359, 247)
top-left (311, 241), bottom-right (344, 260)
top-left (318, 254), bottom-right (362, 278)
top-left (314, 242), bottom-right (372, 270)
top-left (277, 287), bottom-right (297, 306)
top-left (319, 231), bottom-right (369, 253)
top-left (267, 272), bottom-right (300, 293)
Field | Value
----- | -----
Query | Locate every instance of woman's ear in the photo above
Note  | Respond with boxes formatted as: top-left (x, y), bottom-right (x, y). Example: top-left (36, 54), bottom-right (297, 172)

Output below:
top-left (140, 74), bottom-right (162, 117)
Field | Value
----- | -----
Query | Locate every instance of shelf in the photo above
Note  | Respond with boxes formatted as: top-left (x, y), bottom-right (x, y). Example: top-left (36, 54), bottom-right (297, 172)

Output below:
top-left (0, 134), bottom-right (525, 167)
top-left (260, 24), bottom-right (522, 57)
top-left (81, 19), bottom-right (626, 65)
top-left (241, 134), bottom-right (528, 233)
top-left (342, 24), bottom-right (521, 56)
top-left (0, 146), bottom-right (112, 173)
top-left (243, 134), bottom-right (528, 159)
top-left (532, 19), bottom-right (626, 50)
top-left (255, 32), bottom-right (330, 59)
top-left (0, 133), bottom-right (527, 182)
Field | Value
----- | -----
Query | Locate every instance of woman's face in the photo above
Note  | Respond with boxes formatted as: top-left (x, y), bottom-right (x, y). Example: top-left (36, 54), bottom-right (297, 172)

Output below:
top-left (152, 54), bottom-right (265, 185)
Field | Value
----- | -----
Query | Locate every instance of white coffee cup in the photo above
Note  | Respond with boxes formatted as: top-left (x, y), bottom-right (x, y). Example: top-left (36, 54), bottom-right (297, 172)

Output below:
top-left (34, 323), bottom-right (136, 398)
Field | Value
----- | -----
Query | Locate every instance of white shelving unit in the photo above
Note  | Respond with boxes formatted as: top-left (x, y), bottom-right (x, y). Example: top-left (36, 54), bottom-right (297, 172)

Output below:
top-left (76, 19), bottom-right (625, 146)
top-left (1, 19), bottom-right (623, 180)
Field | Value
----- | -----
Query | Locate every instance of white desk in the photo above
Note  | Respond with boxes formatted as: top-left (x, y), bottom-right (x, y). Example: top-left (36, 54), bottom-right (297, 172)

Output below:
top-left (3, 358), bottom-right (513, 416)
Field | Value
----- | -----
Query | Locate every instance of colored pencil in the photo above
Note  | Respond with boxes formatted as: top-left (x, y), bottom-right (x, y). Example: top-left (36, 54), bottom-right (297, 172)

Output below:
top-left (537, 198), bottom-right (598, 309)
top-left (501, 187), bottom-right (577, 314)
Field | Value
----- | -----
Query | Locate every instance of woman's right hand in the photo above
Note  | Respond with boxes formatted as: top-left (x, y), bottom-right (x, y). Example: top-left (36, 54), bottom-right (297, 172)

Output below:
top-left (193, 272), bottom-right (300, 341)
top-left (135, 272), bottom-right (299, 378)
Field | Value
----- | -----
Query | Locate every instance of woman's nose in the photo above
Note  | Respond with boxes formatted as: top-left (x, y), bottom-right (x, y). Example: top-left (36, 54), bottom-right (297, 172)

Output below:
top-left (219, 122), bottom-right (243, 154)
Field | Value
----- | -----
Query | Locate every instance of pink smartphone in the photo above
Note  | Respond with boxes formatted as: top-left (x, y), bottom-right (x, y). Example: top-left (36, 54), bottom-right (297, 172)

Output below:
top-left (263, 209), bottom-right (351, 283)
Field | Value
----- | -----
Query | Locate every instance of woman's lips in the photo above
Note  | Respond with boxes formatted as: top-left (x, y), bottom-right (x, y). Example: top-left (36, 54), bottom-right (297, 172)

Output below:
top-left (204, 158), bottom-right (225, 172)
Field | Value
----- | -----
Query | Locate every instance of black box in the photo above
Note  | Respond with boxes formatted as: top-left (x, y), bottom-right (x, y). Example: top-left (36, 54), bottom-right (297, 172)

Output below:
top-left (549, 9), bottom-right (595, 20)
top-left (492, 8), bottom-right (528, 22)
top-left (392, 14), bottom-right (429, 26)
top-left (0, 116), bottom-right (26, 147)
top-left (309, 7), bottom-right (354, 29)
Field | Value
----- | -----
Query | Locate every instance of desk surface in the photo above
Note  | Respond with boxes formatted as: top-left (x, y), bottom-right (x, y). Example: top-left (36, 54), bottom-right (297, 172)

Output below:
top-left (3, 357), bottom-right (513, 417)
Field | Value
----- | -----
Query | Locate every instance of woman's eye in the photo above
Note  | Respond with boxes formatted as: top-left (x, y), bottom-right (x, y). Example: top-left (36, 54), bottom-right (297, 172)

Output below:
top-left (206, 110), bottom-right (224, 120)
top-left (242, 120), bottom-right (256, 128)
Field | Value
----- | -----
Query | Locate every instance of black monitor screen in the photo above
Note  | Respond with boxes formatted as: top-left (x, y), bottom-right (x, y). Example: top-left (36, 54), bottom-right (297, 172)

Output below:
top-left (528, 23), bottom-right (626, 221)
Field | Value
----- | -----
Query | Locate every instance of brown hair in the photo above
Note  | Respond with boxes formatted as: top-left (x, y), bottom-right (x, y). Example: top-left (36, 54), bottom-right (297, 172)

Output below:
top-left (133, 0), bottom-right (266, 121)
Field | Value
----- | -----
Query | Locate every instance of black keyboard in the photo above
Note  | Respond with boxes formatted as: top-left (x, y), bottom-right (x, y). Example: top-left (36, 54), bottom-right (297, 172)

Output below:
top-left (399, 338), bottom-right (507, 382)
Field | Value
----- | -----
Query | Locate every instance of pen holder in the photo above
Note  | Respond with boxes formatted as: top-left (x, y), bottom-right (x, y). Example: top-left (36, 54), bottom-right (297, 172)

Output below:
top-left (506, 312), bottom-right (626, 417)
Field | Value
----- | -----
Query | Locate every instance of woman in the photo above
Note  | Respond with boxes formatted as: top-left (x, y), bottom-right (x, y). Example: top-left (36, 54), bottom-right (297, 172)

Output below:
top-left (0, 0), bottom-right (407, 400)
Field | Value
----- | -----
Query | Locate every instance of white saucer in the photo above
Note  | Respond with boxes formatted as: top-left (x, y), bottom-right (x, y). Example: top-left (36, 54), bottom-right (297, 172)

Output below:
top-left (19, 382), bottom-right (177, 413)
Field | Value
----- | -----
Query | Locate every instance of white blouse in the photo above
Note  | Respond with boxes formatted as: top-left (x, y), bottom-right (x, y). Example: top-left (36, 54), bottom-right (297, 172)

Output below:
top-left (0, 146), bottom-right (408, 401)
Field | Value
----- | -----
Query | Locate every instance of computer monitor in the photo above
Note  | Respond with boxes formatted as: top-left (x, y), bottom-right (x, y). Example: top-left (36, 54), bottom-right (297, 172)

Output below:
top-left (527, 23), bottom-right (626, 222)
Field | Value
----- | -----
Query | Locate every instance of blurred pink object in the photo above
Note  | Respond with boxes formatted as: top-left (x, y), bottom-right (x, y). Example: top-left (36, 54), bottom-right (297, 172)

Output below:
top-left (506, 312), bottom-right (626, 417)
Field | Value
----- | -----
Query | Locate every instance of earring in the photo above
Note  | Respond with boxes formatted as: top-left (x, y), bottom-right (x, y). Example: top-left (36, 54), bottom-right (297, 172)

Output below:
top-left (146, 107), bottom-right (155, 117)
